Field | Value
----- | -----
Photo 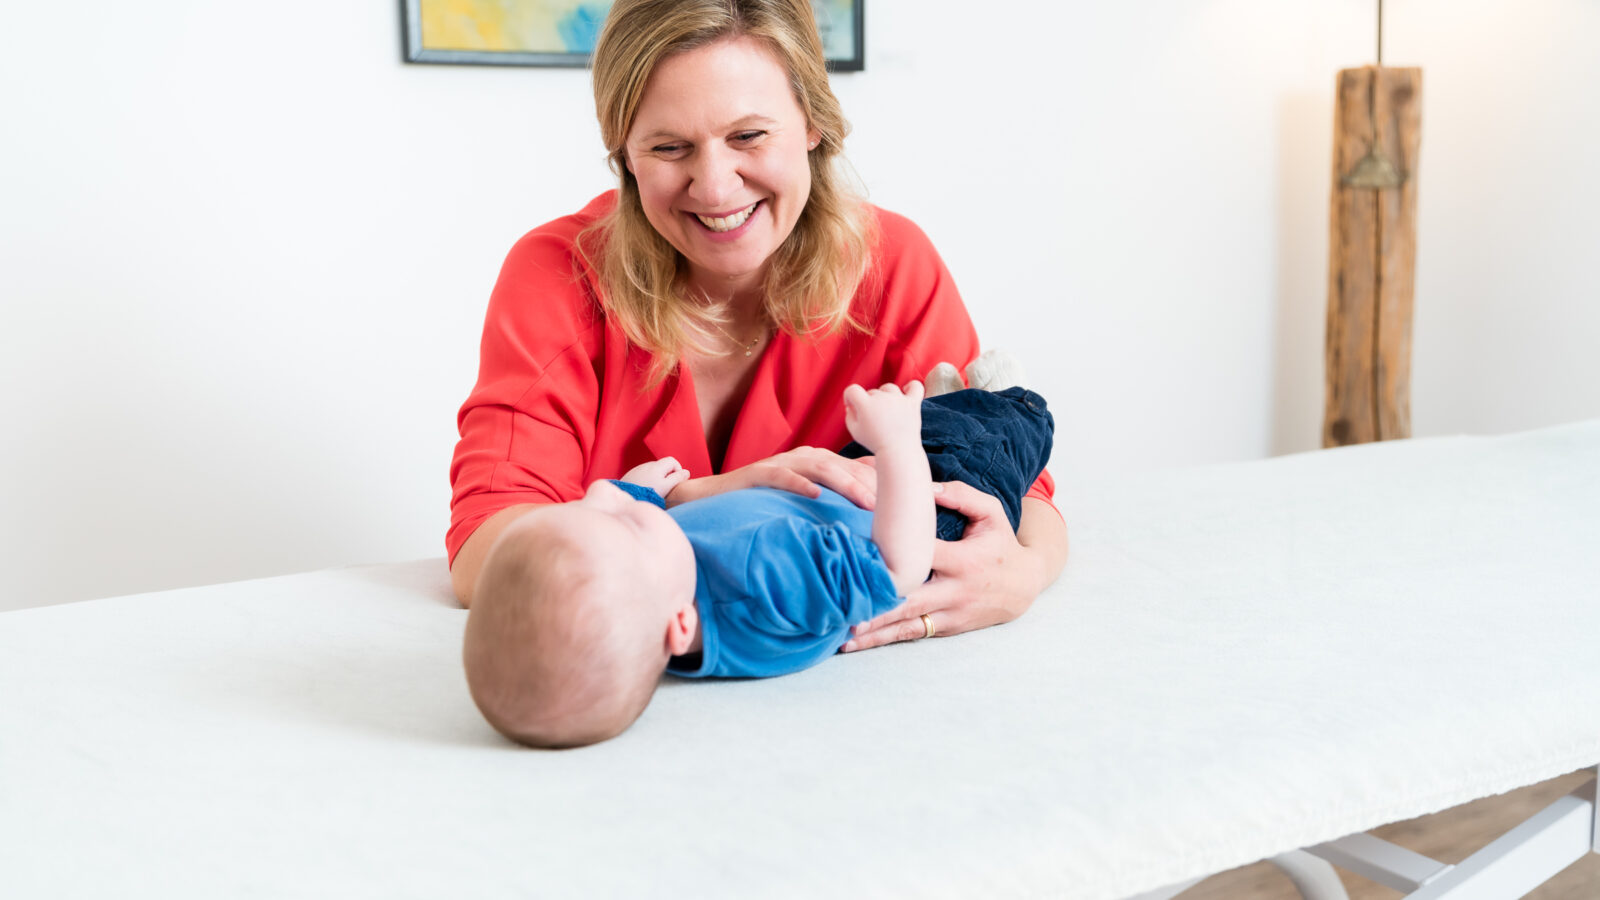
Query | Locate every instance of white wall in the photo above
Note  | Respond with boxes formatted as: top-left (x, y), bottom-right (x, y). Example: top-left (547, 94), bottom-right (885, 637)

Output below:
top-left (3, 0), bottom-right (1596, 611)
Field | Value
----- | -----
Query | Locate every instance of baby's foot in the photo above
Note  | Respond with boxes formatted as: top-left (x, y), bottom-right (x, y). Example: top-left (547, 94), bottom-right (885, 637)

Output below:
top-left (924, 362), bottom-right (964, 397)
top-left (965, 350), bottom-right (1028, 392)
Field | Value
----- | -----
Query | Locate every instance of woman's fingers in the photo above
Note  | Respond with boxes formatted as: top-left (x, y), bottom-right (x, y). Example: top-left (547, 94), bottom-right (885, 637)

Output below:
top-left (840, 487), bottom-right (1056, 658)
top-left (823, 458), bottom-right (878, 507)
top-left (747, 463), bottom-right (823, 498)
top-left (839, 579), bottom-right (965, 652)
top-left (840, 485), bottom-right (1037, 654)
top-left (849, 590), bottom-right (937, 639)
top-left (664, 448), bottom-right (880, 510)
top-left (839, 618), bottom-right (918, 653)
top-left (840, 609), bottom-right (940, 653)
top-left (777, 448), bottom-right (876, 509)
top-left (928, 479), bottom-right (1005, 521)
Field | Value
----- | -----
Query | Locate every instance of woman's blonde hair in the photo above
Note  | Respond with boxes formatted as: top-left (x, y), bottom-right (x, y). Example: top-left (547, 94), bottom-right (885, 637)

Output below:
top-left (584, 0), bottom-right (876, 384)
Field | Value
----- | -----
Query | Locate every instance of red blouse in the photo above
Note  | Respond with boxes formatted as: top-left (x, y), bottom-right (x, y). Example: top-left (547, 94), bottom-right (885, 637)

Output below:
top-left (447, 192), bottom-right (1055, 563)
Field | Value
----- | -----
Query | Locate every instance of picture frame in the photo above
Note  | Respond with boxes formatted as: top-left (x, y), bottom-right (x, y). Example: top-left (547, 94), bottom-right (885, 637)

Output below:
top-left (400, 1), bottom-right (864, 72)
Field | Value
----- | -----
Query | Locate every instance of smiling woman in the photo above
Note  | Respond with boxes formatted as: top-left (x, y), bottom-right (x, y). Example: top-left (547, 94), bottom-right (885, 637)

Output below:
top-left (620, 38), bottom-right (823, 350)
top-left (585, 0), bottom-right (870, 386)
top-left (624, 39), bottom-right (819, 291)
top-left (447, 0), bottom-right (1066, 659)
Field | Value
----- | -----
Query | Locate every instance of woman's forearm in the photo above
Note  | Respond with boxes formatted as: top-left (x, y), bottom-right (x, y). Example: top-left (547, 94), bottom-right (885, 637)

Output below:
top-left (449, 503), bottom-right (542, 608)
top-left (1016, 497), bottom-right (1069, 597)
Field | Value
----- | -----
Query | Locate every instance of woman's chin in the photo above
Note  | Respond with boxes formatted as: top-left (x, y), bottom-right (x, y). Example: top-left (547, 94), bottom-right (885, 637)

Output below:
top-left (684, 255), bottom-right (770, 295)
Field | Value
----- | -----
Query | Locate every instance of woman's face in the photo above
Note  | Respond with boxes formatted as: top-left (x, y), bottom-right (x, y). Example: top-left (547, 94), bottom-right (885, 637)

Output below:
top-left (625, 36), bottom-right (820, 302)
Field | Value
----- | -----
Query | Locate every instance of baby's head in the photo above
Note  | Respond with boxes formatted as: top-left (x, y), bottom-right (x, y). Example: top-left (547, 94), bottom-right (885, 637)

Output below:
top-left (463, 481), bottom-right (699, 748)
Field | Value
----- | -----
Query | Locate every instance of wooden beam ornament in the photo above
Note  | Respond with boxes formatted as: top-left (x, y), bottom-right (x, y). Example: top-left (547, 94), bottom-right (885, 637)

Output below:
top-left (1324, 65), bottom-right (1421, 447)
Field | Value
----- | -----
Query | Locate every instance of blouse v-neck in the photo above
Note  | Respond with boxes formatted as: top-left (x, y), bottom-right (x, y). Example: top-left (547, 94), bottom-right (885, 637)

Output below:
top-left (644, 332), bottom-right (795, 477)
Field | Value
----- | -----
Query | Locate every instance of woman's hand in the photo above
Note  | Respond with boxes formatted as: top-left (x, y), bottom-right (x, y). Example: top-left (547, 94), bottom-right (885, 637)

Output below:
top-left (665, 446), bottom-right (878, 510)
top-left (839, 482), bottom-right (1065, 652)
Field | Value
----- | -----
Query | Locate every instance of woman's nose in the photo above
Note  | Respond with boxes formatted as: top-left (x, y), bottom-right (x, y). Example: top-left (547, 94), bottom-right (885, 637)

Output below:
top-left (687, 145), bottom-right (740, 208)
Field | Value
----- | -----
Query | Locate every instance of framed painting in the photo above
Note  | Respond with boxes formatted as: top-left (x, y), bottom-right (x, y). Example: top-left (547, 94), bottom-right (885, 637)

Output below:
top-left (401, 1), bottom-right (864, 71)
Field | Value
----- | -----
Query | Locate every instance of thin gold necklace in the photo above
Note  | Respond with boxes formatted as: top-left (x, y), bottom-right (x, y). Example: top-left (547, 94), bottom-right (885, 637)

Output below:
top-left (711, 321), bottom-right (766, 357)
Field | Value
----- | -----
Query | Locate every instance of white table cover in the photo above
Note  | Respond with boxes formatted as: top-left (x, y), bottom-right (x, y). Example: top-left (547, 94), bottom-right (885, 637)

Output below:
top-left (3, 421), bottom-right (1598, 899)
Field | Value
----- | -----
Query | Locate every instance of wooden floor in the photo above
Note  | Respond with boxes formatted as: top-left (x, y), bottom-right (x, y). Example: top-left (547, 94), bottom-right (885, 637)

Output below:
top-left (1178, 768), bottom-right (1599, 900)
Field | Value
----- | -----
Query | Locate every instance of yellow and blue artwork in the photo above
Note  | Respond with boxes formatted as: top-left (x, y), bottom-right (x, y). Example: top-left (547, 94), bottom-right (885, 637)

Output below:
top-left (402, 0), bottom-right (863, 70)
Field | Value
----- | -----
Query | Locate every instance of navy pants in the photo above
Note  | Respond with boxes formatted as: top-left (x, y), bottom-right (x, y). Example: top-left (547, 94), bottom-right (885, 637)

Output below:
top-left (840, 387), bottom-right (1054, 541)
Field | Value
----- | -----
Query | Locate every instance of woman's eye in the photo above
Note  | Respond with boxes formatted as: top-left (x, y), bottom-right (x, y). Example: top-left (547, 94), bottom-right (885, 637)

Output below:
top-left (652, 143), bottom-right (687, 156)
top-left (732, 131), bottom-right (765, 143)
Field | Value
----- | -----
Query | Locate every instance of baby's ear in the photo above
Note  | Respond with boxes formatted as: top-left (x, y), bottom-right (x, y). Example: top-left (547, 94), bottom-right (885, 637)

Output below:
top-left (666, 601), bottom-right (698, 657)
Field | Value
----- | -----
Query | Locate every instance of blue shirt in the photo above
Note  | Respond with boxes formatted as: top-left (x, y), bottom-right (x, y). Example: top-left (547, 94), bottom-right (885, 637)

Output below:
top-left (662, 487), bottom-right (902, 678)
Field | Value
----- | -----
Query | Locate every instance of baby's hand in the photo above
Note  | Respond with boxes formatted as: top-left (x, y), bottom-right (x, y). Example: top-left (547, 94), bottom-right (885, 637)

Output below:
top-left (621, 457), bottom-right (691, 498)
top-left (843, 381), bottom-right (924, 456)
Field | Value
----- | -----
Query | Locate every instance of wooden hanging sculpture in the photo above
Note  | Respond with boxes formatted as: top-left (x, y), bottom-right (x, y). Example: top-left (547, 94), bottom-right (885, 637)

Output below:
top-left (1323, 35), bottom-right (1422, 447)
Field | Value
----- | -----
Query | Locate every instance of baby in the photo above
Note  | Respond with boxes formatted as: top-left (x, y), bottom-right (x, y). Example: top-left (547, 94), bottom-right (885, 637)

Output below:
top-left (464, 370), bottom-right (1052, 749)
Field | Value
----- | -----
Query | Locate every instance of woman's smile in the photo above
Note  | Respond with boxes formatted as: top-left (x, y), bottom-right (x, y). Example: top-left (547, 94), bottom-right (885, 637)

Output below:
top-left (691, 200), bottom-right (762, 238)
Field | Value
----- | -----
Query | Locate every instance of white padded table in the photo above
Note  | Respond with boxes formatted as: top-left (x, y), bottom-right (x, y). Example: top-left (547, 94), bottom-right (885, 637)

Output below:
top-left (3, 421), bottom-right (1598, 899)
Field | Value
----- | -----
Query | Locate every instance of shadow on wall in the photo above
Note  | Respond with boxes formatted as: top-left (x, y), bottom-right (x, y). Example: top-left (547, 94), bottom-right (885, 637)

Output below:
top-left (1271, 92), bottom-right (1331, 457)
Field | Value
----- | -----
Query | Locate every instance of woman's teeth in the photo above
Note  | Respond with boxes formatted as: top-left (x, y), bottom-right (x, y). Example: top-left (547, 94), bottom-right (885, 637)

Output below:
top-left (696, 202), bottom-right (757, 233)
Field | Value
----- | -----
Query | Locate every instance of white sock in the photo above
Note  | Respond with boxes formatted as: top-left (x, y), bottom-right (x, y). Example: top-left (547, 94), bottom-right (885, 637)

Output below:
top-left (964, 349), bottom-right (1028, 392)
top-left (924, 362), bottom-right (965, 397)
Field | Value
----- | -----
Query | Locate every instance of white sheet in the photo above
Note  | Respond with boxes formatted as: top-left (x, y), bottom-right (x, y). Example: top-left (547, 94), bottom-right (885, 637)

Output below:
top-left (3, 421), bottom-right (1598, 900)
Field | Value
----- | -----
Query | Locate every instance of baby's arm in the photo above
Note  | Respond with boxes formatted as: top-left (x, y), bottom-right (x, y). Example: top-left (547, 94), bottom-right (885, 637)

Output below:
top-left (620, 457), bottom-right (691, 500)
top-left (842, 382), bottom-right (933, 596)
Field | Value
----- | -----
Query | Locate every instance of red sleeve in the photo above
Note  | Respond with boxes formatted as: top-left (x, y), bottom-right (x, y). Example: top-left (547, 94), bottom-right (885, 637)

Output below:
top-left (869, 210), bottom-right (1057, 508)
top-left (866, 209), bottom-right (979, 388)
top-left (446, 224), bottom-right (604, 564)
